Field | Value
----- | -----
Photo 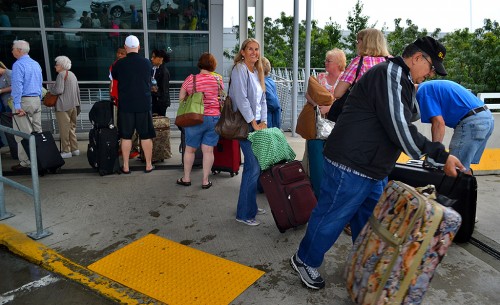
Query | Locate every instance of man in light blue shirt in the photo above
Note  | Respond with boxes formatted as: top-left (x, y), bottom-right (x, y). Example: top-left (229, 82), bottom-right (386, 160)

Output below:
top-left (11, 40), bottom-right (43, 171)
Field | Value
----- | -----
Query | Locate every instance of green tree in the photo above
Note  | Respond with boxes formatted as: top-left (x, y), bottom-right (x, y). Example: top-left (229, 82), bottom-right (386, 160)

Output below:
top-left (343, 0), bottom-right (370, 58)
top-left (443, 19), bottom-right (500, 93)
top-left (385, 18), bottom-right (441, 56)
top-left (225, 13), bottom-right (344, 69)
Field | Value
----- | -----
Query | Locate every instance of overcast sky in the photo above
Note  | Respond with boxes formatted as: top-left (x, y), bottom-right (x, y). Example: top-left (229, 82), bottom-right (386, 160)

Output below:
top-left (223, 0), bottom-right (500, 33)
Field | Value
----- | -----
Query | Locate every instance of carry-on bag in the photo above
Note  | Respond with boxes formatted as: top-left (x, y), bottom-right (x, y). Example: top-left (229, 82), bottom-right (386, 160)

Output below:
top-left (87, 126), bottom-right (120, 176)
top-left (16, 115), bottom-right (64, 175)
top-left (259, 160), bottom-right (317, 233)
top-left (345, 180), bottom-right (462, 305)
top-left (211, 138), bottom-right (241, 176)
top-left (140, 116), bottom-right (172, 163)
top-left (388, 160), bottom-right (477, 243)
top-left (89, 100), bottom-right (114, 129)
top-left (21, 131), bottom-right (65, 175)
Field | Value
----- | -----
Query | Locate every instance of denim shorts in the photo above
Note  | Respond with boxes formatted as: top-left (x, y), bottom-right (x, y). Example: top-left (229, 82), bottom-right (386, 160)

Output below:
top-left (184, 115), bottom-right (220, 148)
top-left (449, 110), bottom-right (494, 168)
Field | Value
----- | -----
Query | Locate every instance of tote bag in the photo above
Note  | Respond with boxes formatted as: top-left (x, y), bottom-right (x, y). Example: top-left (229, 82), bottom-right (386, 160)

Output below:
top-left (175, 74), bottom-right (204, 127)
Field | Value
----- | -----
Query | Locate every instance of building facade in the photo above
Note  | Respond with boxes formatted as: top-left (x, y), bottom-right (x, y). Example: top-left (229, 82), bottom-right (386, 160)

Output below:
top-left (0, 0), bottom-right (223, 84)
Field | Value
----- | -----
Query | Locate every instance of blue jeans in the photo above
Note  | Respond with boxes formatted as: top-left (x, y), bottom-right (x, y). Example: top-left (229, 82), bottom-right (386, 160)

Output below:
top-left (450, 110), bottom-right (494, 170)
top-left (236, 138), bottom-right (261, 220)
top-left (184, 115), bottom-right (220, 148)
top-left (297, 158), bottom-right (386, 268)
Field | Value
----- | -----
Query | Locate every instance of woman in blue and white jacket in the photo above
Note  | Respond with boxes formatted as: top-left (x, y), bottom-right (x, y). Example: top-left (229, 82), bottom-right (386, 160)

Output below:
top-left (229, 38), bottom-right (267, 226)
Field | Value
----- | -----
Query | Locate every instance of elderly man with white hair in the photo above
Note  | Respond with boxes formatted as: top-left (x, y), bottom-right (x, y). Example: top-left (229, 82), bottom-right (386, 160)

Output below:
top-left (10, 39), bottom-right (43, 172)
top-left (48, 55), bottom-right (81, 159)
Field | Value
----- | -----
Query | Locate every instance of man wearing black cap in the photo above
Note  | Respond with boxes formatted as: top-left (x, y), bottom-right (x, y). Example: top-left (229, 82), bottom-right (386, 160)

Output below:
top-left (290, 36), bottom-right (466, 290)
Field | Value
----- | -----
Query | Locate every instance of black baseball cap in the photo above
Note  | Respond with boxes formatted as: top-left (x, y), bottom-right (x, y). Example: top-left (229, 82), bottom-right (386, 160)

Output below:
top-left (413, 36), bottom-right (447, 76)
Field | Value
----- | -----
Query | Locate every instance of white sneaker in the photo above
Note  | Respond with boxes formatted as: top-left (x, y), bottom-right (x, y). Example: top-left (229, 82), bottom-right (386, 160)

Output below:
top-left (257, 208), bottom-right (266, 215)
top-left (60, 152), bottom-right (72, 159)
top-left (236, 218), bottom-right (260, 226)
top-left (72, 150), bottom-right (80, 156)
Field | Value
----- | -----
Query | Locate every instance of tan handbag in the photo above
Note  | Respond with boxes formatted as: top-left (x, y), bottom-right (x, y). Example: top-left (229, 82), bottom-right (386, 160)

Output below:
top-left (296, 76), bottom-right (334, 139)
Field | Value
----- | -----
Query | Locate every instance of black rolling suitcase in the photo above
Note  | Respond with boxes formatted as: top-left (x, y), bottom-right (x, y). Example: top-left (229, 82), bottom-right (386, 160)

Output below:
top-left (87, 100), bottom-right (120, 176)
top-left (87, 127), bottom-right (120, 176)
top-left (388, 160), bottom-right (477, 243)
top-left (259, 160), bottom-right (317, 233)
top-left (21, 131), bottom-right (65, 175)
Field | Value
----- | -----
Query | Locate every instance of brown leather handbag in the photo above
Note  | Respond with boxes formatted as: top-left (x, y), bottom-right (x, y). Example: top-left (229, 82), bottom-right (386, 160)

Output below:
top-left (43, 70), bottom-right (68, 107)
top-left (43, 92), bottom-right (59, 107)
top-left (215, 95), bottom-right (249, 140)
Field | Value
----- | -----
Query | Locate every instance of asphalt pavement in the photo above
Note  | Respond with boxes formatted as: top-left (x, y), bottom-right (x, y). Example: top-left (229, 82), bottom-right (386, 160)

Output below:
top-left (0, 131), bottom-right (499, 305)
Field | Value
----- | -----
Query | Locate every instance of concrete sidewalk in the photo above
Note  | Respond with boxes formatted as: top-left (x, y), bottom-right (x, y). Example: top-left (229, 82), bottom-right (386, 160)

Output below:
top-left (1, 131), bottom-right (499, 305)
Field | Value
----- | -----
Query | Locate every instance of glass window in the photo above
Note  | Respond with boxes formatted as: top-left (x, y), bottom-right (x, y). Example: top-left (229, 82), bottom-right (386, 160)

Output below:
top-left (148, 0), bottom-right (208, 31)
top-left (47, 31), bottom-right (145, 81)
top-left (0, 31), bottom-right (46, 77)
top-left (0, 3), bottom-right (40, 27)
top-left (148, 32), bottom-right (208, 81)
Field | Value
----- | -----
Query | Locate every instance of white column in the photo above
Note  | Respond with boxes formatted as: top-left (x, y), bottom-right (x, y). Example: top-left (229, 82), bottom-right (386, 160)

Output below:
top-left (239, 0), bottom-right (248, 43)
top-left (210, 0), bottom-right (224, 75)
top-left (255, 0), bottom-right (264, 56)
top-left (292, 0), bottom-right (299, 136)
top-left (304, 0), bottom-right (312, 92)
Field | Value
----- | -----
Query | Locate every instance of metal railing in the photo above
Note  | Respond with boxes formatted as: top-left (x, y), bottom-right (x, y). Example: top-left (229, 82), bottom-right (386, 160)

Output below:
top-left (0, 125), bottom-right (52, 240)
top-left (40, 80), bottom-right (498, 135)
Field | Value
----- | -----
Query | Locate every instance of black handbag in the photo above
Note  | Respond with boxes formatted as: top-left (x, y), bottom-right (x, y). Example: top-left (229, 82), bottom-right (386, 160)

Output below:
top-left (327, 56), bottom-right (364, 122)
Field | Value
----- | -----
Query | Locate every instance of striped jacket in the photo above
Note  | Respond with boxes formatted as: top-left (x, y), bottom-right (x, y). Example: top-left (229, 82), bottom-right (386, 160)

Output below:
top-left (324, 56), bottom-right (449, 180)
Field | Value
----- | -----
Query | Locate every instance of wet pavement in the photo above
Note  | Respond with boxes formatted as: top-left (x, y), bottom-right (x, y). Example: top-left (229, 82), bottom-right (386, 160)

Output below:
top-left (1, 131), bottom-right (499, 305)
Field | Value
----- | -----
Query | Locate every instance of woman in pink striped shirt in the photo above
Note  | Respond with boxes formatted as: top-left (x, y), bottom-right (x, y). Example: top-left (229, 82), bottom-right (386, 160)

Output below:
top-left (333, 28), bottom-right (390, 101)
top-left (177, 53), bottom-right (223, 189)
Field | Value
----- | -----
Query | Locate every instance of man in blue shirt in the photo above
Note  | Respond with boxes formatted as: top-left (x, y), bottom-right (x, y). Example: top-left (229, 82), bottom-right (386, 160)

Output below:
top-left (10, 40), bottom-right (43, 172)
top-left (416, 80), bottom-right (494, 174)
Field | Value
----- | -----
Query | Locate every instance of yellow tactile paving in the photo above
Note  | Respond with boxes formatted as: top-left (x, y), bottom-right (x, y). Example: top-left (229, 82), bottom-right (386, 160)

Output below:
top-left (397, 148), bottom-right (500, 171)
top-left (88, 234), bottom-right (265, 305)
top-left (0, 224), bottom-right (162, 304)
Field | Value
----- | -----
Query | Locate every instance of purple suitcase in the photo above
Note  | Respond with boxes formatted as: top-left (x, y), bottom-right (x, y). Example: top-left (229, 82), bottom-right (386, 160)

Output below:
top-left (345, 180), bottom-right (461, 305)
top-left (259, 161), bottom-right (317, 233)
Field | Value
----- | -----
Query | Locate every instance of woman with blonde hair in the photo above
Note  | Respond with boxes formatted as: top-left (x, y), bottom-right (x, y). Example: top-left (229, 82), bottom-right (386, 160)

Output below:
top-left (331, 28), bottom-right (390, 122)
top-left (261, 56), bottom-right (281, 128)
top-left (229, 38), bottom-right (267, 226)
top-left (48, 56), bottom-right (81, 159)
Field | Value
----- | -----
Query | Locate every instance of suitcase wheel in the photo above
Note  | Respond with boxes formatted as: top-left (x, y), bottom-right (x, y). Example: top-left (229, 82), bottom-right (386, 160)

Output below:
top-left (48, 167), bottom-right (61, 174)
top-left (212, 170), bottom-right (220, 175)
top-left (230, 172), bottom-right (235, 177)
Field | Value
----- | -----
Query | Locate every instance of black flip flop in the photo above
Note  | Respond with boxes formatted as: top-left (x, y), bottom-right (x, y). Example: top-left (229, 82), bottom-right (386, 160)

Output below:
top-left (120, 167), bottom-right (131, 174)
top-left (176, 178), bottom-right (191, 186)
top-left (202, 181), bottom-right (212, 189)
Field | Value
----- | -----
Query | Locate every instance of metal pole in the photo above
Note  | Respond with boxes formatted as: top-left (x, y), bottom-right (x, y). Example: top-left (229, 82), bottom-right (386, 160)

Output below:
top-left (291, 0), bottom-right (299, 136)
top-left (0, 152), bottom-right (15, 221)
top-left (239, 0), bottom-right (248, 43)
top-left (304, 0), bottom-right (312, 92)
top-left (27, 134), bottom-right (52, 240)
top-left (255, 0), bottom-right (264, 56)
